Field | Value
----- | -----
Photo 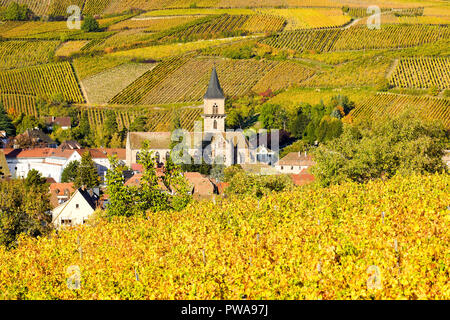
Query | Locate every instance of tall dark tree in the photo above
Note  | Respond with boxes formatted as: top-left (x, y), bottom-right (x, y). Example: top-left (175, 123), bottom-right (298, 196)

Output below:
top-left (74, 152), bottom-right (100, 189)
top-left (61, 160), bottom-right (80, 183)
top-left (0, 103), bottom-right (15, 136)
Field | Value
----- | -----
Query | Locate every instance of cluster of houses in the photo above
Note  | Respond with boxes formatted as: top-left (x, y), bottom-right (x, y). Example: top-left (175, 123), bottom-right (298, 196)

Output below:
top-left (2, 68), bottom-right (450, 229)
top-left (0, 68), bottom-right (320, 228)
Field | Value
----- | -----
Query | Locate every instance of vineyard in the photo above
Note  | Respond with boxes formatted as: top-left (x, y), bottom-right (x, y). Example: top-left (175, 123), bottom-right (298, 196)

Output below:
top-left (0, 94), bottom-right (37, 117)
top-left (110, 56), bottom-right (314, 105)
top-left (108, 16), bottom-right (199, 32)
top-left (257, 8), bottom-right (350, 30)
top-left (0, 40), bottom-right (60, 70)
top-left (263, 24), bottom-right (450, 53)
top-left (109, 57), bottom-right (189, 105)
top-left (156, 14), bottom-right (285, 43)
top-left (348, 93), bottom-right (450, 129)
top-left (0, 173), bottom-right (448, 299)
top-left (0, 62), bottom-right (84, 103)
top-left (252, 61), bottom-right (315, 93)
top-left (82, 62), bottom-right (156, 105)
top-left (389, 57), bottom-right (450, 90)
top-left (80, 106), bottom-right (202, 131)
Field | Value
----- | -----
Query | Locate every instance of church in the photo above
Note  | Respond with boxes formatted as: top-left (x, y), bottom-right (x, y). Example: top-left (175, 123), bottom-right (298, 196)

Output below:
top-left (126, 67), bottom-right (272, 169)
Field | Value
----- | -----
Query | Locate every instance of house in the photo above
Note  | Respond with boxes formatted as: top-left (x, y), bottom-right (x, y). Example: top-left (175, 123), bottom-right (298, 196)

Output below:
top-left (184, 172), bottom-right (216, 200)
top-left (52, 188), bottom-right (99, 228)
top-left (45, 117), bottom-right (71, 130)
top-left (49, 182), bottom-right (76, 208)
top-left (275, 152), bottom-right (315, 174)
top-left (4, 147), bottom-right (126, 182)
top-left (13, 129), bottom-right (57, 149)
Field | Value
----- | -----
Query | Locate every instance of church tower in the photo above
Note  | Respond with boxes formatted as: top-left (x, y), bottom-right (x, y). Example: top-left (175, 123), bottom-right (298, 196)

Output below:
top-left (202, 67), bottom-right (226, 132)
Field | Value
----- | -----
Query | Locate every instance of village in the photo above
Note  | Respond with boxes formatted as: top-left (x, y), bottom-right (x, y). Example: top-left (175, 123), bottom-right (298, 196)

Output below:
top-left (0, 69), bottom-right (316, 229)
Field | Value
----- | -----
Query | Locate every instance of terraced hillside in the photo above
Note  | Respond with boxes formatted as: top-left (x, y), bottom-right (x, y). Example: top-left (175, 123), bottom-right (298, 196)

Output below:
top-left (0, 62), bottom-right (84, 103)
top-left (389, 57), bottom-right (450, 90)
top-left (348, 93), bottom-right (450, 129)
top-left (263, 24), bottom-right (450, 53)
top-left (110, 57), bottom-right (316, 105)
top-left (81, 106), bottom-right (203, 131)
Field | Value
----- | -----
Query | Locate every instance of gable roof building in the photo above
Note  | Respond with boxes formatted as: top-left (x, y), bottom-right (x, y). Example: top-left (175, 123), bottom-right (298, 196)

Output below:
top-left (275, 152), bottom-right (315, 174)
top-left (52, 188), bottom-right (99, 228)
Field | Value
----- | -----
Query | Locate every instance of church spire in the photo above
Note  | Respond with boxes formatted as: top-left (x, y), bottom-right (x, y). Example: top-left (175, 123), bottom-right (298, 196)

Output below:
top-left (204, 67), bottom-right (225, 100)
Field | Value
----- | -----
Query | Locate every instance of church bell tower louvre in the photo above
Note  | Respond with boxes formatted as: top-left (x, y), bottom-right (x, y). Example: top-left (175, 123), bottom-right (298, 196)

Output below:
top-left (202, 67), bottom-right (226, 133)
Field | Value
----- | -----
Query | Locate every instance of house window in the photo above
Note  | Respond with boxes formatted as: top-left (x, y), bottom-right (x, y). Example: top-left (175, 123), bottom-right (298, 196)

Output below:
top-left (76, 204), bottom-right (79, 209)
top-left (155, 152), bottom-right (160, 163)
top-left (61, 219), bottom-right (72, 225)
top-left (291, 166), bottom-right (294, 170)
top-left (281, 166), bottom-right (284, 170)
top-left (136, 152), bottom-right (141, 162)
top-left (213, 120), bottom-right (217, 130)
top-left (166, 151), bottom-right (170, 161)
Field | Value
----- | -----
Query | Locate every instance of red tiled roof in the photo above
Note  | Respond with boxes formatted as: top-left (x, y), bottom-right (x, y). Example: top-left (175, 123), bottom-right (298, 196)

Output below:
top-left (216, 182), bottom-right (229, 194)
top-left (290, 169), bottom-right (315, 186)
top-left (87, 148), bottom-right (126, 160)
top-left (50, 182), bottom-right (75, 196)
top-left (131, 163), bottom-right (144, 172)
top-left (278, 152), bottom-right (315, 167)
top-left (124, 173), bottom-right (168, 191)
top-left (45, 117), bottom-right (71, 128)
top-left (184, 172), bottom-right (215, 198)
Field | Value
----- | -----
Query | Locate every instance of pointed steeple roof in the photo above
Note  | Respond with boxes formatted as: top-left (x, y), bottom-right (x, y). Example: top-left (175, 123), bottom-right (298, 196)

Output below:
top-left (204, 67), bottom-right (225, 100)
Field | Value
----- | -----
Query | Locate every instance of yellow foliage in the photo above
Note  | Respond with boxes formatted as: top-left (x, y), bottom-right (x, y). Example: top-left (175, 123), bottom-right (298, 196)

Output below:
top-left (0, 173), bottom-right (448, 299)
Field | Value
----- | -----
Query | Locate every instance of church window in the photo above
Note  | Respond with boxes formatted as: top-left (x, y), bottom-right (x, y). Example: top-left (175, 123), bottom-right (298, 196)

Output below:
top-left (213, 120), bottom-right (217, 130)
top-left (213, 104), bottom-right (218, 115)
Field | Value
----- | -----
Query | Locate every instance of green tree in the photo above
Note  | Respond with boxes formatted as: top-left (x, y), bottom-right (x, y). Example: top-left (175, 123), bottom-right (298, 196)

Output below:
top-left (312, 112), bottom-right (448, 186)
top-left (0, 103), bottom-right (15, 136)
top-left (105, 155), bottom-right (138, 217)
top-left (74, 151), bottom-right (100, 189)
top-left (259, 104), bottom-right (288, 130)
top-left (0, 179), bottom-right (51, 249)
top-left (24, 169), bottom-right (47, 190)
top-left (162, 149), bottom-right (192, 211)
top-left (289, 107), bottom-right (310, 138)
top-left (316, 116), bottom-right (343, 143)
top-left (61, 160), bottom-right (79, 183)
top-left (136, 141), bottom-right (169, 213)
top-left (2, 2), bottom-right (31, 21)
top-left (81, 15), bottom-right (100, 32)
top-left (129, 116), bottom-right (148, 132)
